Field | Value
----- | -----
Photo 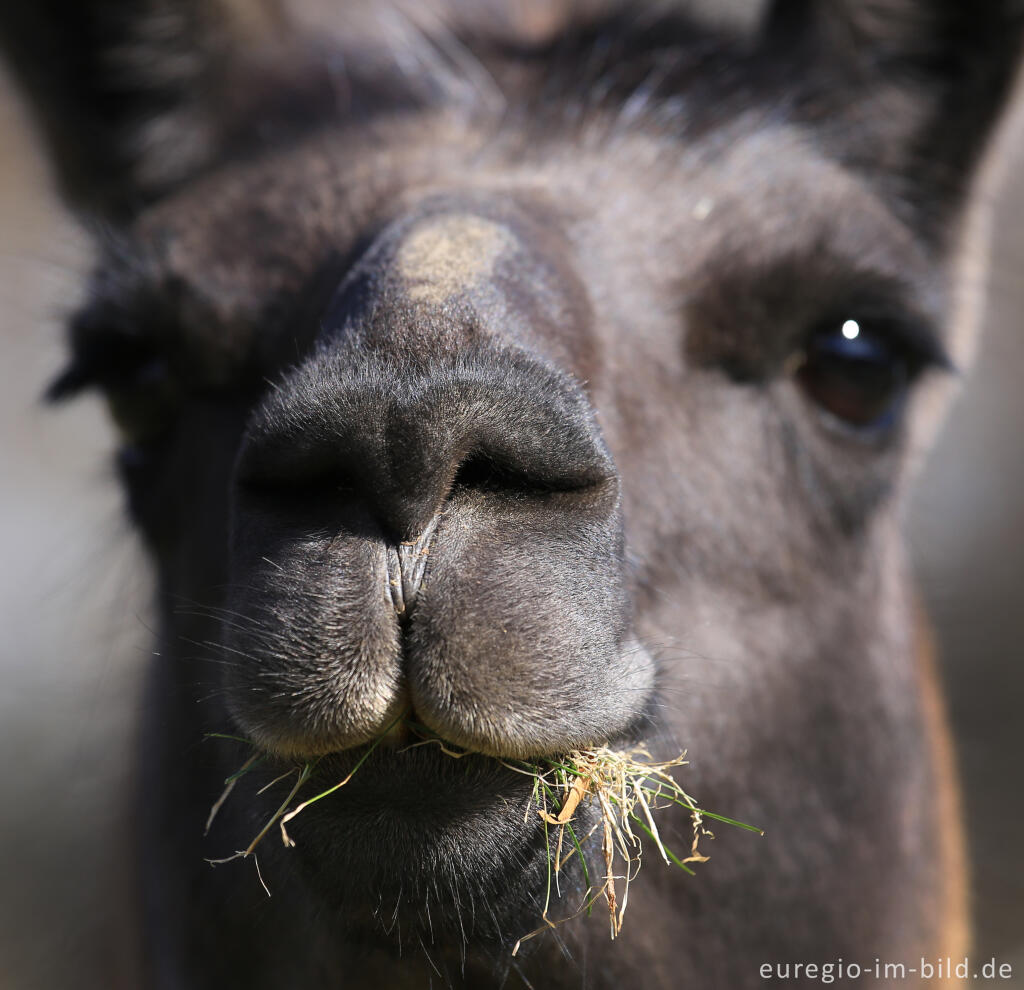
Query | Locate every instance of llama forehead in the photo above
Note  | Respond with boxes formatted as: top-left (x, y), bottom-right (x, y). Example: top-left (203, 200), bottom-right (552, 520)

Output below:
top-left (140, 118), bottom-right (919, 270)
top-left (632, 123), bottom-right (925, 272)
top-left (103, 98), bottom-right (944, 386)
top-left (566, 124), bottom-right (943, 357)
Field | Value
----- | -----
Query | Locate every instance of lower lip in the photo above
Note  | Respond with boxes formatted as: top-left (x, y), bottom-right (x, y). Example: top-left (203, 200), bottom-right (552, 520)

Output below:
top-left (281, 742), bottom-right (527, 816)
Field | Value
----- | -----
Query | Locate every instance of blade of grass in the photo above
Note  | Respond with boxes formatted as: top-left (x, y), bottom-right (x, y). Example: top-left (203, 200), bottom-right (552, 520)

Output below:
top-left (225, 754), bottom-right (266, 784)
top-left (693, 808), bottom-right (764, 834)
top-left (563, 821), bottom-right (593, 914)
top-left (244, 762), bottom-right (315, 856)
top-left (257, 767), bottom-right (298, 795)
top-left (204, 732), bottom-right (257, 745)
top-left (279, 716), bottom-right (402, 845)
top-left (205, 753), bottom-right (261, 835)
top-left (658, 793), bottom-right (764, 834)
top-left (629, 815), bottom-right (696, 875)
top-left (542, 802), bottom-right (553, 920)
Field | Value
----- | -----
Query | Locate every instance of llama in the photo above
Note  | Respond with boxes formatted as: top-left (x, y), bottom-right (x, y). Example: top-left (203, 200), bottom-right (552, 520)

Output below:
top-left (1, 1), bottom-right (1020, 986)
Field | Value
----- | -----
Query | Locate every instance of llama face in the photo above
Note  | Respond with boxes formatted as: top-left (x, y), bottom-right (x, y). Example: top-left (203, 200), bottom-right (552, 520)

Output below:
top-left (74, 111), bottom-right (942, 764)
top-left (9, 0), bottom-right (1021, 983)
top-left (64, 82), bottom-right (944, 928)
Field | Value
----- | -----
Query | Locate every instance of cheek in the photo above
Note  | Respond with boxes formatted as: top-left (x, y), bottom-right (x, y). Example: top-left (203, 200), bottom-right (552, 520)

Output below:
top-left (127, 402), bottom-right (250, 588)
top-left (614, 372), bottom-right (901, 566)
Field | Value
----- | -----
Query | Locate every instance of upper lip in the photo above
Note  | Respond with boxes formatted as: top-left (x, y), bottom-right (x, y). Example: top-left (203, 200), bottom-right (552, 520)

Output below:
top-left (385, 514), bottom-right (441, 621)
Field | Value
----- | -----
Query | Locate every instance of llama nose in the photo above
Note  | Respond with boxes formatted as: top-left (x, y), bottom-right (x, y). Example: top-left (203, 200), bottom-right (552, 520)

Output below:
top-left (234, 348), bottom-right (617, 545)
top-left (236, 203), bottom-right (610, 543)
top-left (223, 204), bottom-right (642, 759)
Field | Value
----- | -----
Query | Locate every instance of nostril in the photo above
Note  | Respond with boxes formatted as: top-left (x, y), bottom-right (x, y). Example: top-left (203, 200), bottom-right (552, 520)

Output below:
top-left (237, 467), bottom-right (351, 498)
top-left (451, 453), bottom-right (537, 495)
top-left (450, 451), bottom-right (608, 497)
top-left (234, 436), bottom-right (351, 496)
top-left (450, 453), bottom-right (500, 492)
top-left (234, 347), bottom-right (620, 544)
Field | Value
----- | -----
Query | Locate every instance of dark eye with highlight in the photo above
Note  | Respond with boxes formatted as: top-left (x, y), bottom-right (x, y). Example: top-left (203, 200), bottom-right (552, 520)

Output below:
top-left (794, 317), bottom-right (945, 432)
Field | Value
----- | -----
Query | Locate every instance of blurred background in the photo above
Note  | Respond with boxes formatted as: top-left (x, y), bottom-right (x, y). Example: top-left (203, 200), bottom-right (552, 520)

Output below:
top-left (1, 5), bottom-right (1022, 986)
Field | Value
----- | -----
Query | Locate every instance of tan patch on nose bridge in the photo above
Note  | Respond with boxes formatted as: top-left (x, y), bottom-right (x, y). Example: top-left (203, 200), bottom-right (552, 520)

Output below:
top-left (395, 215), bottom-right (514, 305)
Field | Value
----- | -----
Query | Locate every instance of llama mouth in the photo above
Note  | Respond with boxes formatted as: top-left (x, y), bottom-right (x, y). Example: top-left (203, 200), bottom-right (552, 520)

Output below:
top-left (277, 742), bottom-right (565, 943)
top-left (221, 612), bottom-right (657, 762)
top-left (217, 732), bottom-right (556, 894)
top-left (213, 716), bottom-right (686, 947)
top-left (211, 709), bottom-right (647, 858)
top-left (223, 457), bottom-right (654, 763)
top-left (209, 686), bottom-right (679, 949)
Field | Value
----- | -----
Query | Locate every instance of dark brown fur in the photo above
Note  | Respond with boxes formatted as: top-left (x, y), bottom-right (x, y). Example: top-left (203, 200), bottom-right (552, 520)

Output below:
top-left (2, 2), bottom-right (1020, 987)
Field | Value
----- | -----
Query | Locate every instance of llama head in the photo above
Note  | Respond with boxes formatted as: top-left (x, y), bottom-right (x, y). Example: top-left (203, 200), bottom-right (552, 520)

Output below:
top-left (5, 0), bottom-right (1021, 976)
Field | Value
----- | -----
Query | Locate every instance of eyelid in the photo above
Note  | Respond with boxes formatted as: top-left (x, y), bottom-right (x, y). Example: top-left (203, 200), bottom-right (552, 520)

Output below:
top-left (844, 314), bottom-right (954, 374)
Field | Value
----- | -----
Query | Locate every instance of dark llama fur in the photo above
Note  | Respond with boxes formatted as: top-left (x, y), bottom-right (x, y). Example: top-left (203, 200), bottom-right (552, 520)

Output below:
top-left (1, 1), bottom-right (1021, 986)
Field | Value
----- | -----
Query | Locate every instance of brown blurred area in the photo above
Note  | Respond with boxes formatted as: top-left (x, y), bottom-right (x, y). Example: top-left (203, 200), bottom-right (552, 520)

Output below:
top-left (1, 13), bottom-right (1022, 990)
top-left (907, 88), bottom-right (1024, 973)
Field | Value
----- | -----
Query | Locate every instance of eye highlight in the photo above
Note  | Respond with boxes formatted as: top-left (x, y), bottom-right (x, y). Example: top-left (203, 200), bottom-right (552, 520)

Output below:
top-left (794, 316), bottom-right (945, 432)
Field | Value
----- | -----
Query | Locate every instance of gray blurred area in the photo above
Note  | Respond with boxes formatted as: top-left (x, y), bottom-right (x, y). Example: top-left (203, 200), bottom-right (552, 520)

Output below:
top-left (1, 28), bottom-right (1023, 990)
top-left (0, 65), bottom-right (147, 989)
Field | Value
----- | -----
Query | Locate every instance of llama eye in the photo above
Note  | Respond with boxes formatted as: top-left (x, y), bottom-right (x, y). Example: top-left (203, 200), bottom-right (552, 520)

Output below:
top-left (794, 318), bottom-right (934, 431)
top-left (47, 329), bottom-right (182, 445)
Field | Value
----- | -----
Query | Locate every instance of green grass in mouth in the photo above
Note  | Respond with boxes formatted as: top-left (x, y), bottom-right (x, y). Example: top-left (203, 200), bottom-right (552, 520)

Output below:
top-left (204, 722), bottom-right (762, 947)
